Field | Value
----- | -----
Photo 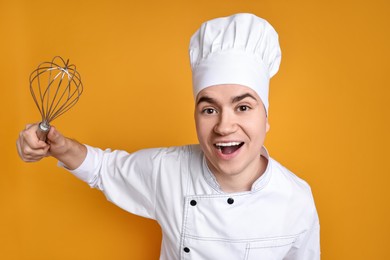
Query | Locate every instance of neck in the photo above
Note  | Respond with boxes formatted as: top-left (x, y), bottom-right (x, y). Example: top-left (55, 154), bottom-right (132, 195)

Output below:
top-left (215, 155), bottom-right (268, 193)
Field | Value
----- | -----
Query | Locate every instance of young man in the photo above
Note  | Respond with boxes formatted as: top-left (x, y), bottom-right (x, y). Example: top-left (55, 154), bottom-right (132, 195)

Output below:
top-left (17, 13), bottom-right (320, 259)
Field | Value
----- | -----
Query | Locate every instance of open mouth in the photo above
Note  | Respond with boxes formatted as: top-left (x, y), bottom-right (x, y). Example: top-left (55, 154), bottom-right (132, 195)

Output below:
top-left (214, 142), bottom-right (244, 155)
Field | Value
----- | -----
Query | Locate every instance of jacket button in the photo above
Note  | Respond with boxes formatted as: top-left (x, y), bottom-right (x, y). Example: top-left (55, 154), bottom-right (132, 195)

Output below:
top-left (227, 198), bottom-right (234, 204)
top-left (190, 200), bottom-right (197, 206)
top-left (184, 247), bottom-right (190, 253)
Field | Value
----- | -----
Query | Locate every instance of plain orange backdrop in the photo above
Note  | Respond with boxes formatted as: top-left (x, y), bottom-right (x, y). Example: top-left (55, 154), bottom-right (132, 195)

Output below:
top-left (1, 0), bottom-right (389, 259)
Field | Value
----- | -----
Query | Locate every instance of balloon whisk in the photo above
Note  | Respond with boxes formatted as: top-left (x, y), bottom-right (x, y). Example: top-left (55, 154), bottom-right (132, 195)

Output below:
top-left (29, 56), bottom-right (83, 141)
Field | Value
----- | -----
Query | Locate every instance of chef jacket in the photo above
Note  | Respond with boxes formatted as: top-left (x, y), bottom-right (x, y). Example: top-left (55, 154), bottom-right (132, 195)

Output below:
top-left (64, 144), bottom-right (320, 259)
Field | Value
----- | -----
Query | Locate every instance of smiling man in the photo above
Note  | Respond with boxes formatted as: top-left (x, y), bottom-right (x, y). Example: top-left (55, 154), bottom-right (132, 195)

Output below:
top-left (195, 84), bottom-right (269, 193)
top-left (17, 13), bottom-right (320, 259)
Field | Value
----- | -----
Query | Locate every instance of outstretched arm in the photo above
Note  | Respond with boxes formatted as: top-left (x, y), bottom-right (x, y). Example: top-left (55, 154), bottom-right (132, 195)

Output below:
top-left (16, 124), bottom-right (87, 170)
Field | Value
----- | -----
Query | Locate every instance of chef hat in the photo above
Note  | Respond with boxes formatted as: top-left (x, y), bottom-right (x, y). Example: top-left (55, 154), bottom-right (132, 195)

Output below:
top-left (189, 13), bottom-right (281, 115)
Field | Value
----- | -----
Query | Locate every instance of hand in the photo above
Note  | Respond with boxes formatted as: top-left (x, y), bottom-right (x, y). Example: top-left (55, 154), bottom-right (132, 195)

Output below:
top-left (17, 124), bottom-right (50, 162)
top-left (17, 124), bottom-right (68, 162)
top-left (16, 123), bottom-right (87, 169)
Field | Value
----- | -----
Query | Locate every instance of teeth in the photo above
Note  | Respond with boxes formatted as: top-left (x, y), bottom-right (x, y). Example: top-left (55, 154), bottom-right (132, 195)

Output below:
top-left (215, 142), bottom-right (242, 147)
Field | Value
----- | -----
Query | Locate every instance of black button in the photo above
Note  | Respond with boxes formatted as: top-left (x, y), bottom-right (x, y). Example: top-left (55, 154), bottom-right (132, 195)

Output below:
top-left (190, 200), bottom-right (197, 206)
top-left (227, 198), bottom-right (234, 204)
top-left (183, 247), bottom-right (190, 253)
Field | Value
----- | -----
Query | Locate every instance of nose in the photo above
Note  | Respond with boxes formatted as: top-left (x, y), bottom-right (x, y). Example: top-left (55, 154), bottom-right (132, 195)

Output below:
top-left (213, 111), bottom-right (238, 135)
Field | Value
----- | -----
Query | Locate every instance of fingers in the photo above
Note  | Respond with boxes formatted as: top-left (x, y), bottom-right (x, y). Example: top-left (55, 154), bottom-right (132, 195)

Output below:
top-left (16, 123), bottom-right (50, 162)
top-left (16, 138), bottom-right (48, 162)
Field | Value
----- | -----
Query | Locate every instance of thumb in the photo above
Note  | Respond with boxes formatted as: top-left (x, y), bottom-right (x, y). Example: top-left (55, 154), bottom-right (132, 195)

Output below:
top-left (46, 126), bottom-right (69, 158)
top-left (46, 126), bottom-right (64, 145)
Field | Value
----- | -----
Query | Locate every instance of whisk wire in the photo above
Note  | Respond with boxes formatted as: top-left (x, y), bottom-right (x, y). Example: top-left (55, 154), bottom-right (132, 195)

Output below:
top-left (29, 56), bottom-right (83, 141)
top-left (48, 69), bottom-right (79, 122)
top-left (46, 69), bottom-right (68, 121)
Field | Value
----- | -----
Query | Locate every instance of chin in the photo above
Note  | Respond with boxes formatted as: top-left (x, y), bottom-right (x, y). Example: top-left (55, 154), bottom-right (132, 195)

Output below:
top-left (209, 160), bottom-right (244, 177)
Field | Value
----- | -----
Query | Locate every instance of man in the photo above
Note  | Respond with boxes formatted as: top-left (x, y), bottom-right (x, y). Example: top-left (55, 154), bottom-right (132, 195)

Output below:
top-left (17, 13), bottom-right (320, 259)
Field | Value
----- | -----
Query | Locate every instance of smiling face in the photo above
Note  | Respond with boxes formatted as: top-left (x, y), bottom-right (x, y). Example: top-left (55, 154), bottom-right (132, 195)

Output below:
top-left (195, 84), bottom-right (269, 191)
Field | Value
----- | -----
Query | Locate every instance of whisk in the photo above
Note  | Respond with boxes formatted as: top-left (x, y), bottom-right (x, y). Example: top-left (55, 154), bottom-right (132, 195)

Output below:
top-left (29, 56), bottom-right (83, 141)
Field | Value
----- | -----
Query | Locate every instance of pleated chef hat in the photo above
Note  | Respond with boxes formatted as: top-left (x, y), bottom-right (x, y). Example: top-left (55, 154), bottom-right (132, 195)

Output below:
top-left (189, 13), bottom-right (281, 115)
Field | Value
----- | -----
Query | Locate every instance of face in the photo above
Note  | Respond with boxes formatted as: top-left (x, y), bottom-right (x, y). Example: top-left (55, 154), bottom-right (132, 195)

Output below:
top-left (195, 84), bottom-right (269, 183)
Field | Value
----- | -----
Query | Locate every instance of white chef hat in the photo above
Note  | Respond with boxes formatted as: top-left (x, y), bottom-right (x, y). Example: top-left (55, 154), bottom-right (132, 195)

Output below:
top-left (189, 13), bottom-right (281, 115)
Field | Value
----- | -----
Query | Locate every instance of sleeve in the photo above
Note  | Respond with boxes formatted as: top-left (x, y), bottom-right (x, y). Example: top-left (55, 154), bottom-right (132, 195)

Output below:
top-left (285, 202), bottom-right (321, 259)
top-left (59, 145), bottom-right (164, 220)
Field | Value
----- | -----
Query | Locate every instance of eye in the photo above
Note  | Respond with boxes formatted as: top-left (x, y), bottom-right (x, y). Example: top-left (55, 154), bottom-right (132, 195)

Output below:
top-left (202, 108), bottom-right (217, 114)
top-left (237, 105), bottom-right (251, 112)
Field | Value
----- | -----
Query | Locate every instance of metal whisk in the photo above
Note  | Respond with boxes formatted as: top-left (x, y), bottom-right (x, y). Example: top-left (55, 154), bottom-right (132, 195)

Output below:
top-left (29, 56), bottom-right (83, 141)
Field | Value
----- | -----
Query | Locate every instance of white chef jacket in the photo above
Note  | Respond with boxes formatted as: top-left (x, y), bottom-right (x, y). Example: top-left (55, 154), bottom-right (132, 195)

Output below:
top-left (65, 144), bottom-right (320, 260)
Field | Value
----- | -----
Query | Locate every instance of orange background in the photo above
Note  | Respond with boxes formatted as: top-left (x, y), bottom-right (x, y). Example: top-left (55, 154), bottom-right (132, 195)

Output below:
top-left (1, 0), bottom-right (389, 259)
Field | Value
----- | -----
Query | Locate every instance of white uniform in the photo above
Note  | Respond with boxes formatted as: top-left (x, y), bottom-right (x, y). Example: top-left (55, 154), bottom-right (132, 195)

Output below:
top-left (65, 144), bottom-right (320, 259)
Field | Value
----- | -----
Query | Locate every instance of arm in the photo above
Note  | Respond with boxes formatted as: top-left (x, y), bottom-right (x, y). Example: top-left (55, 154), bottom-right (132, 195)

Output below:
top-left (17, 123), bottom-right (160, 219)
top-left (16, 123), bottom-right (87, 170)
top-left (17, 123), bottom-right (163, 219)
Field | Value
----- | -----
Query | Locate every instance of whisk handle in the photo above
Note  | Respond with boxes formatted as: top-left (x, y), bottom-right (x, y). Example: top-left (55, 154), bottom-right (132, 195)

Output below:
top-left (36, 122), bottom-right (50, 142)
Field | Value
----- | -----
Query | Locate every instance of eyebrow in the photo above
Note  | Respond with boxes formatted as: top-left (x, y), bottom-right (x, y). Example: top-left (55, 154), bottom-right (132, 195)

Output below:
top-left (231, 93), bottom-right (258, 103)
top-left (196, 96), bottom-right (216, 105)
top-left (196, 93), bottom-right (258, 106)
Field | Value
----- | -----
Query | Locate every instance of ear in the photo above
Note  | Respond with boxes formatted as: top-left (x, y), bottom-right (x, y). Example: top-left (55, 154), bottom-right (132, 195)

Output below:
top-left (266, 119), bottom-right (270, 133)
